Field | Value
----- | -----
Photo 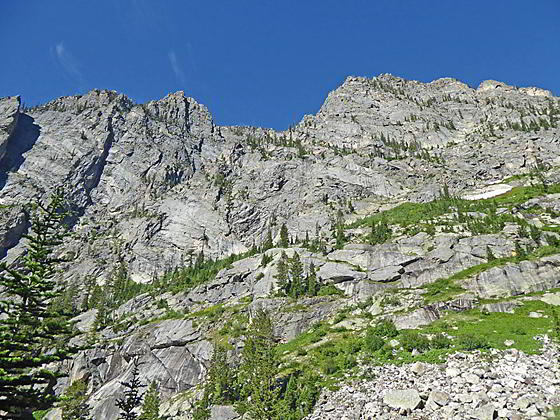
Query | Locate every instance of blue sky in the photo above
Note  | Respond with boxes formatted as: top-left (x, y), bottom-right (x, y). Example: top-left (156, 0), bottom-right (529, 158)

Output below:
top-left (1, 1), bottom-right (559, 130)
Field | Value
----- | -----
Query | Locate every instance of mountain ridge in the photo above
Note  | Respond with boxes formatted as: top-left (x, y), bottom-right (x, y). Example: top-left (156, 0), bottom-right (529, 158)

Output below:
top-left (1, 74), bottom-right (560, 419)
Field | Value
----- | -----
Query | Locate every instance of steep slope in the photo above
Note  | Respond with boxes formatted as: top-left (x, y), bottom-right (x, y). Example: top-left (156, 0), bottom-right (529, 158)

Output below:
top-left (1, 74), bottom-right (560, 419)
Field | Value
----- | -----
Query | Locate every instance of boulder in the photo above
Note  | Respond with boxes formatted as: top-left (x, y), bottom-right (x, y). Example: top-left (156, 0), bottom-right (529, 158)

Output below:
top-left (368, 265), bottom-right (404, 282)
top-left (383, 388), bottom-right (422, 410)
top-left (210, 405), bottom-right (240, 420)
top-left (317, 261), bottom-right (366, 283)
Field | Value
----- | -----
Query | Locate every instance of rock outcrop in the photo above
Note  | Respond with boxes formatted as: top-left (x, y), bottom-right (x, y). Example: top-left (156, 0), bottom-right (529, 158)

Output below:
top-left (0, 96), bottom-right (19, 162)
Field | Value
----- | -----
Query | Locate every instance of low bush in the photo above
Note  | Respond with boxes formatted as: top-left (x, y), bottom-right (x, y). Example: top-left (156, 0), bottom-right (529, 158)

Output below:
top-left (364, 328), bottom-right (385, 352)
top-left (400, 331), bottom-right (431, 352)
top-left (430, 333), bottom-right (452, 349)
top-left (458, 333), bottom-right (490, 350)
top-left (372, 319), bottom-right (399, 338)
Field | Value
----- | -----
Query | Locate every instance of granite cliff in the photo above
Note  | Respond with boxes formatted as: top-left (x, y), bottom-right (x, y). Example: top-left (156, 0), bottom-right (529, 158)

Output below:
top-left (1, 74), bottom-right (560, 419)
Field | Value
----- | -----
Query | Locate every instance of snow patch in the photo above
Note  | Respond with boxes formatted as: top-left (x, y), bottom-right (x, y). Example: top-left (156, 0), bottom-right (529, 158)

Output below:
top-left (462, 184), bottom-right (513, 201)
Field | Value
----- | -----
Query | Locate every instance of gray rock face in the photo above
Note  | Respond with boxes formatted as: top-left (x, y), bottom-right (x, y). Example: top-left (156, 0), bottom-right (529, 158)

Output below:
top-left (317, 261), bottom-right (366, 283)
top-left (210, 405), bottom-right (239, 420)
top-left (467, 255), bottom-right (560, 298)
top-left (0, 96), bottom-right (19, 162)
top-left (0, 204), bottom-right (27, 258)
top-left (393, 307), bottom-right (440, 330)
top-left (2, 74), bottom-right (560, 285)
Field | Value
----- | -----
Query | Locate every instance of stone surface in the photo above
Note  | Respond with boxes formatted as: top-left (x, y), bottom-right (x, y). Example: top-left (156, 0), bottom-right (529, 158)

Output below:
top-left (0, 95), bottom-right (19, 162)
top-left (210, 405), bottom-right (240, 420)
top-left (307, 343), bottom-right (560, 419)
top-left (382, 389), bottom-right (422, 411)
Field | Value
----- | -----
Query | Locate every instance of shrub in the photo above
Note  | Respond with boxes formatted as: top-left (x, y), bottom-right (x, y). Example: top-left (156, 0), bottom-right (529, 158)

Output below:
top-left (430, 333), bottom-right (452, 349)
top-left (364, 328), bottom-right (385, 352)
top-left (321, 358), bottom-right (338, 375)
top-left (399, 331), bottom-right (431, 352)
top-left (317, 285), bottom-right (343, 296)
top-left (372, 319), bottom-right (399, 338)
top-left (458, 333), bottom-right (490, 350)
top-left (340, 354), bottom-right (357, 370)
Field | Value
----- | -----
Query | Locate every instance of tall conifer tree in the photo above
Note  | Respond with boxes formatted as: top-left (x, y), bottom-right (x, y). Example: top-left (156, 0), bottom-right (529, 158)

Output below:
top-left (0, 187), bottom-right (76, 419)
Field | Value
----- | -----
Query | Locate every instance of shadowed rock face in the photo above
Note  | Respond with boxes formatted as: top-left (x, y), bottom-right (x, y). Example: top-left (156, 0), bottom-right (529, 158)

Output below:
top-left (2, 75), bottom-right (560, 419)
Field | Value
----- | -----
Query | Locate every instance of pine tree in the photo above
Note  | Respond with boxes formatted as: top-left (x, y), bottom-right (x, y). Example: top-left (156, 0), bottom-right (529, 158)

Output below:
top-left (274, 252), bottom-right (290, 295)
top-left (260, 253), bottom-right (273, 268)
top-left (206, 343), bottom-right (237, 405)
top-left (116, 359), bottom-right (145, 420)
top-left (262, 229), bottom-right (274, 251)
top-left (139, 382), bottom-right (163, 420)
top-left (192, 342), bottom-right (237, 420)
top-left (194, 250), bottom-right (205, 270)
top-left (306, 262), bottom-right (318, 297)
top-left (288, 252), bottom-right (304, 298)
top-left (280, 374), bottom-right (298, 419)
top-left (302, 231), bottom-right (310, 248)
top-left (60, 379), bottom-right (92, 420)
top-left (0, 187), bottom-right (77, 419)
top-left (278, 223), bottom-right (289, 248)
top-left (369, 217), bottom-right (391, 245)
top-left (278, 372), bottom-right (320, 420)
top-left (335, 224), bottom-right (346, 249)
top-left (236, 309), bottom-right (281, 420)
top-left (486, 246), bottom-right (496, 262)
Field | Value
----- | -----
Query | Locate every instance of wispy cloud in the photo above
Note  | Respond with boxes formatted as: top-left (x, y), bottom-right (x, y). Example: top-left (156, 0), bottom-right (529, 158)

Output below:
top-left (51, 42), bottom-right (83, 84)
top-left (168, 50), bottom-right (186, 84)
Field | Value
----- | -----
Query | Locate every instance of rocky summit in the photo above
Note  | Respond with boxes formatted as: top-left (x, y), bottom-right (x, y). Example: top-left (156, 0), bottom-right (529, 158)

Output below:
top-left (1, 74), bottom-right (560, 419)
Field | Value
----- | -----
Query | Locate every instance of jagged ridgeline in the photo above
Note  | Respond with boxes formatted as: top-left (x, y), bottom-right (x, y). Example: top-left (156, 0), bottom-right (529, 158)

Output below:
top-left (1, 74), bottom-right (560, 419)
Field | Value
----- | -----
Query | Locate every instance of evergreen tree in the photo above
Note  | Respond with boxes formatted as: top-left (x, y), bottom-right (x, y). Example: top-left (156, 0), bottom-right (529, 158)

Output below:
top-left (369, 217), bottom-right (392, 245)
top-left (139, 382), bottom-right (164, 420)
top-left (0, 187), bottom-right (76, 419)
top-left (81, 275), bottom-right (97, 311)
top-left (236, 309), bottom-right (281, 420)
top-left (275, 252), bottom-right (290, 295)
top-left (206, 343), bottom-right (237, 405)
top-left (59, 379), bottom-right (92, 420)
top-left (335, 224), bottom-right (346, 249)
top-left (192, 342), bottom-right (238, 420)
top-left (279, 372), bottom-right (320, 420)
top-left (110, 261), bottom-right (132, 305)
top-left (486, 246), bottom-right (496, 262)
top-left (288, 253), bottom-right (304, 298)
top-left (514, 241), bottom-right (527, 258)
top-left (278, 223), bottom-right (289, 248)
top-left (116, 359), bottom-right (145, 420)
top-left (306, 262), bottom-right (318, 297)
top-left (260, 253), bottom-right (273, 268)
top-left (262, 229), bottom-right (274, 251)
top-left (194, 250), bottom-right (205, 270)
top-left (280, 374), bottom-right (298, 419)
top-left (302, 231), bottom-right (310, 248)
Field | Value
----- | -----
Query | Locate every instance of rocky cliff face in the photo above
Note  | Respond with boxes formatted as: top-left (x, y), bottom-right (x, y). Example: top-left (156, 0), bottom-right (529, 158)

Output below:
top-left (1, 76), bottom-right (559, 281)
top-left (1, 74), bottom-right (560, 419)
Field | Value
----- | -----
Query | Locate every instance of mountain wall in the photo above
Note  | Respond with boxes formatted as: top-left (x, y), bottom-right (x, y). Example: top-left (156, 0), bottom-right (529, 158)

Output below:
top-left (1, 74), bottom-right (560, 419)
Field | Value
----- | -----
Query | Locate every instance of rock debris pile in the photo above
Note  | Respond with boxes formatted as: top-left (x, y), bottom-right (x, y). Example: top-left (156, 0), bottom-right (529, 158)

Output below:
top-left (308, 342), bottom-right (560, 420)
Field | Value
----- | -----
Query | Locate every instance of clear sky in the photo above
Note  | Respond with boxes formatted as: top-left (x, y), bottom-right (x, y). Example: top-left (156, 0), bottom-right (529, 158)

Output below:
top-left (1, 1), bottom-right (559, 130)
